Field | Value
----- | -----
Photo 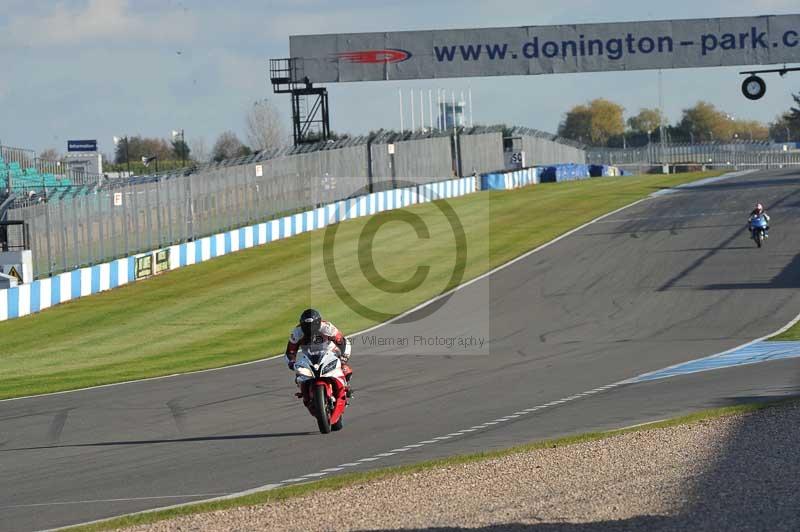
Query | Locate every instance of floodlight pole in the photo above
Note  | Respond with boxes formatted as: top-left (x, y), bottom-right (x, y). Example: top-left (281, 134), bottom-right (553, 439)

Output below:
top-left (124, 138), bottom-right (130, 177)
top-left (399, 89), bottom-right (404, 133)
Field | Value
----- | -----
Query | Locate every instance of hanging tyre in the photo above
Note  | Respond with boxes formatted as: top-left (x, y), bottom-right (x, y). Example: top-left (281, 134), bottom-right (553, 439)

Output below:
top-left (742, 75), bottom-right (766, 100)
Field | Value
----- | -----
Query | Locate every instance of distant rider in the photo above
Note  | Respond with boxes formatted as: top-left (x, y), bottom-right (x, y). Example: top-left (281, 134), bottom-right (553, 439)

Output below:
top-left (748, 203), bottom-right (770, 238)
top-left (284, 308), bottom-right (353, 397)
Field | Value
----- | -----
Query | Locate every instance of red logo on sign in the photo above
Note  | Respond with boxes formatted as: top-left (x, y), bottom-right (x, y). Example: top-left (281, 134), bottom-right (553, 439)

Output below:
top-left (334, 49), bottom-right (412, 64)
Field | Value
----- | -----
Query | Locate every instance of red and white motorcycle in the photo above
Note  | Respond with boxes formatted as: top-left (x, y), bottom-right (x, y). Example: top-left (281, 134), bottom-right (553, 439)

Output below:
top-left (294, 340), bottom-right (350, 434)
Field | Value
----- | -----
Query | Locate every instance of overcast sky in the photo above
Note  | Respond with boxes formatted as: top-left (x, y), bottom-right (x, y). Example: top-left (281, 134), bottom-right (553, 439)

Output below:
top-left (1, 0), bottom-right (798, 155)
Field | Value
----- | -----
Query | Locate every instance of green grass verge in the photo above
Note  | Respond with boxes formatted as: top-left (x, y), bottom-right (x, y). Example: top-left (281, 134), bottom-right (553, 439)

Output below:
top-left (60, 396), bottom-right (797, 532)
top-left (768, 320), bottom-right (800, 341)
top-left (0, 171), bottom-right (722, 399)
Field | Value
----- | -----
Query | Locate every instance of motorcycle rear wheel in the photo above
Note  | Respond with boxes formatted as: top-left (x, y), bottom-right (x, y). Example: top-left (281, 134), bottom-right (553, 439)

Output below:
top-left (313, 385), bottom-right (331, 434)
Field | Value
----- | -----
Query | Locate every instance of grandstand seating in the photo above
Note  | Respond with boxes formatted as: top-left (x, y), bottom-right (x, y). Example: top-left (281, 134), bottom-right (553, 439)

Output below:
top-left (0, 154), bottom-right (75, 199)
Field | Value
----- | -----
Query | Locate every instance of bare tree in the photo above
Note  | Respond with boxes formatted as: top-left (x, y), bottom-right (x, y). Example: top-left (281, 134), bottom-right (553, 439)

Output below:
top-left (211, 130), bottom-right (250, 162)
top-left (245, 99), bottom-right (285, 153)
top-left (38, 148), bottom-right (61, 161)
top-left (189, 137), bottom-right (209, 163)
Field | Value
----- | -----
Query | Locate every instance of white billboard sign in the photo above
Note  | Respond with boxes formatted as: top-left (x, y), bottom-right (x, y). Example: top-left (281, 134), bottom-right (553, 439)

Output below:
top-left (290, 15), bottom-right (800, 83)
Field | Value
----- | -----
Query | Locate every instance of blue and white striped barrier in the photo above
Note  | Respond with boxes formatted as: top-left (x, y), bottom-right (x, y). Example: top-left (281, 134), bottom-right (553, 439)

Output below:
top-left (480, 167), bottom-right (541, 190)
top-left (0, 177), bottom-right (476, 322)
top-left (589, 164), bottom-right (621, 177)
top-left (539, 163), bottom-right (591, 183)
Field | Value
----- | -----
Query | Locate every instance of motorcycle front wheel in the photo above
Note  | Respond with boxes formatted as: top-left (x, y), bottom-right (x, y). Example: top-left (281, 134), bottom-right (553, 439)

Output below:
top-left (755, 231), bottom-right (763, 248)
top-left (313, 385), bottom-right (332, 434)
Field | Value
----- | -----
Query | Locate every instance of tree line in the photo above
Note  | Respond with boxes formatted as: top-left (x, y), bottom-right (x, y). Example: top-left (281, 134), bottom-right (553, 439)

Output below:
top-left (557, 92), bottom-right (800, 148)
top-left (36, 99), bottom-right (286, 171)
top-left (36, 92), bottom-right (800, 167)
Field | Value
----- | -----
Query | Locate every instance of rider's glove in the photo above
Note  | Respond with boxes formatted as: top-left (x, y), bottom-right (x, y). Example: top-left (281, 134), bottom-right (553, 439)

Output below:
top-left (287, 360), bottom-right (295, 370)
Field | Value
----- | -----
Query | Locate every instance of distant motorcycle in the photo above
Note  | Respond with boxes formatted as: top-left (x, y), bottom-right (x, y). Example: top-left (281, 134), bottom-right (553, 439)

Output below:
top-left (748, 215), bottom-right (769, 248)
top-left (294, 341), bottom-right (349, 434)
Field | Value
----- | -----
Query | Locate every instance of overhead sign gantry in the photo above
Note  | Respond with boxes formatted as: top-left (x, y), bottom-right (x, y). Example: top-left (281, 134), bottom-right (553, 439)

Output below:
top-left (272, 14), bottom-right (800, 144)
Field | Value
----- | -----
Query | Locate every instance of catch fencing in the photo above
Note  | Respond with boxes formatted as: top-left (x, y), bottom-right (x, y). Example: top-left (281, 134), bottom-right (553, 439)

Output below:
top-left (587, 141), bottom-right (800, 174)
top-left (514, 127), bottom-right (586, 166)
top-left (459, 130), bottom-right (506, 176)
top-left (9, 167), bottom-right (371, 278)
top-left (7, 129), bottom-right (585, 279)
top-left (369, 131), bottom-right (455, 188)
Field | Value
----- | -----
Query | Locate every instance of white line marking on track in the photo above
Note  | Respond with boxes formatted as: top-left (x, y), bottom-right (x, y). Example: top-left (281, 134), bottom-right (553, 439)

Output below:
top-left (1, 493), bottom-right (233, 509)
top-left (254, 377), bottom-right (641, 503)
top-left (618, 419), bottom-right (669, 431)
top-left (47, 370), bottom-right (638, 530)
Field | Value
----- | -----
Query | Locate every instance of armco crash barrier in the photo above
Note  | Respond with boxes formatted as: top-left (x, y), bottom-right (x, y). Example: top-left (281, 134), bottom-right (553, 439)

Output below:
top-left (0, 177), bottom-right (476, 322)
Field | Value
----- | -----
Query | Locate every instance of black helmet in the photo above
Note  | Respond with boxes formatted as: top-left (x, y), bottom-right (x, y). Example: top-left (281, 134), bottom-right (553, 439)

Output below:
top-left (300, 308), bottom-right (322, 338)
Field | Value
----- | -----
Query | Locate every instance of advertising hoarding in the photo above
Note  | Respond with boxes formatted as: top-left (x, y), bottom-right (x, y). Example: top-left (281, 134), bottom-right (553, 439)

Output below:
top-left (290, 15), bottom-right (800, 83)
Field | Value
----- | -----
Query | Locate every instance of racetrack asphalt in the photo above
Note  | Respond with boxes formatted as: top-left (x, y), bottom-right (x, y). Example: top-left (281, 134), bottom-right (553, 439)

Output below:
top-left (2, 168), bottom-right (800, 532)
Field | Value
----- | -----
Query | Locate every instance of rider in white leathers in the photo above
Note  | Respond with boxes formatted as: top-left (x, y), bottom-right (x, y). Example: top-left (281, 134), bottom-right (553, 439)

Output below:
top-left (284, 309), bottom-right (353, 397)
